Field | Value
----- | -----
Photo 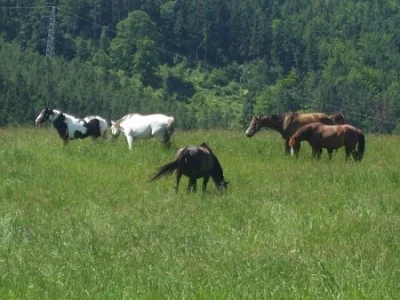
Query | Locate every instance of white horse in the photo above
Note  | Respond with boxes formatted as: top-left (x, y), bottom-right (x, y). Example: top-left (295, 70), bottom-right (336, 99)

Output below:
top-left (35, 107), bottom-right (109, 145)
top-left (110, 113), bottom-right (175, 150)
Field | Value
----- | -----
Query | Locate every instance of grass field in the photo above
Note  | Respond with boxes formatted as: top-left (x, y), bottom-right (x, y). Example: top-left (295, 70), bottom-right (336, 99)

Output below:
top-left (0, 127), bottom-right (399, 299)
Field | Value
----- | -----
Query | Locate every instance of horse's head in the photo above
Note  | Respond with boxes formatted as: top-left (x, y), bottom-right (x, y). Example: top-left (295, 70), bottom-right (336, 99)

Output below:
top-left (217, 180), bottom-right (229, 192)
top-left (330, 113), bottom-right (345, 125)
top-left (35, 107), bottom-right (58, 125)
top-left (288, 135), bottom-right (301, 157)
top-left (245, 115), bottom-right (261, 137)
top-left (288, 136), bottom-right (297, 147)
top-left (110, 121), bottom-right (122, 138)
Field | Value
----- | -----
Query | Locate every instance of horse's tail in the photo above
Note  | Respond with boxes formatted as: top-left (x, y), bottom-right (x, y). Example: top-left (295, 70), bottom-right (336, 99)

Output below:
top-left (98, 117), bottom-right (109, 138)
top-left (166, 117), bottom-right (175, 141)
top-left (150, 148), bottom-right (187, 181)
top-left (356, 130), bottom-right (365, 161)
top-left (150, 161), bottom-right (178, 181)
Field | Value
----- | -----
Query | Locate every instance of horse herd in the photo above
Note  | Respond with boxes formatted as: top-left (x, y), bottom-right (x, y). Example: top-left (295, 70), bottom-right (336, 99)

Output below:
top-left (34, 107), bottom-right (365, 193)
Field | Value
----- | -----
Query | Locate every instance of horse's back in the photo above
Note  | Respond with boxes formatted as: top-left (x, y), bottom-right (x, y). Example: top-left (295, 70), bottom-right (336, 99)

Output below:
top-left (140, 114), bottom-right (174, 136)
top-left (85, 115), bottom-right (109, 136)
top-left (176, 146), bottom-right (213, 178)
top-left (285, 112), bottom-right (331, 136)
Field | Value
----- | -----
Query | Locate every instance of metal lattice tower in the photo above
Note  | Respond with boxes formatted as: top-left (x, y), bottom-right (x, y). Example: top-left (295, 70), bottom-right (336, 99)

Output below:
top-left (46, 6), bottom-right (56, 57)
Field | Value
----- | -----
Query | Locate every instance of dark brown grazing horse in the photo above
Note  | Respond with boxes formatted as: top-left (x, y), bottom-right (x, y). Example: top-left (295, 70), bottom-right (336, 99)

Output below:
top-left (288, 123), bottom-right (365, 161)
top-left (150, 143), bottom-right (228, 193)
top-left (245, 112), bottom-right (338, 156)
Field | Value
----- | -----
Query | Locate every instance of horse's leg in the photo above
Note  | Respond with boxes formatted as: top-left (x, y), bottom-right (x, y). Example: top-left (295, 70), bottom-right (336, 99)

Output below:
top-left (162, 129), bottom-right (172, 149)
top-left (187, 178), bottom-right (197, 193)
top-left (126, 135), bottom-right (134, 150)
top-left (192, 180), bottom-right (197, 193)
top-left (327, 149), bottom-right (333, 160)
top-left (312, 147), bottom-right (318, 158)
top-left (350, 146), bottom-right (358, 161)
top-left (345, 145), bottom-right (351, 161)
top-left (285, 139), bottom-right (290, 155)
top-left (316, 148), bottom-right (322, 160)
top-left (175, 171), bottom-right (182, 193)
top-left (294, 142), bottom-right (301, 158)
top-left (63, 139), bottom-right (69, 146)
top-left (202, 176), bottom-right (210, 193)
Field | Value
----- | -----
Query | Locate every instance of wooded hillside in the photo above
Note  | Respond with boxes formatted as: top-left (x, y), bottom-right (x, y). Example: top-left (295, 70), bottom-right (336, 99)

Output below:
top-left (1, 0), bottom-right (399, 132)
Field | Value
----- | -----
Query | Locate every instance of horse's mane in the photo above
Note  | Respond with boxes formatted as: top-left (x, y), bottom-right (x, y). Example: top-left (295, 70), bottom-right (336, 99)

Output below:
top-left (52, 109), bottom-right (83, 122)
top-left (114, 114), bottom-right (136, 126)
top-left (283, 112), bottom-right (298, 131)
top-left (294, 122), bottom-right (320, 137)
top-left (283, 112), bottom-right (332, 131)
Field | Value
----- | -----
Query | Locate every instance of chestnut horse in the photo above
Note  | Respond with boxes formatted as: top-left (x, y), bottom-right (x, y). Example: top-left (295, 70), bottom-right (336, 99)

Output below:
top-left (245, 112), bottom-right (340, 156)
top-left (150, 143), bottom-right (228, 193)
top-left (288, 123), bottom-right (365, 161)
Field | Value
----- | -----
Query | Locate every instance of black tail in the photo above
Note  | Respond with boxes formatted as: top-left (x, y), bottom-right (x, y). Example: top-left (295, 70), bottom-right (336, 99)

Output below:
top-left (357, 130), bottom-right (365, 161)
top-left (150, 160), bottom-right (179, 181)
top-left (150, 147), bottom-right (188, 181)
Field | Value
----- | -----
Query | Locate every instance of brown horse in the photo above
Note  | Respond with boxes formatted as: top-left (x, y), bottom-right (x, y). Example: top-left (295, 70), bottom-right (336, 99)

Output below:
top-left (329, 112), bottom-right (346, 125)
top-left (150, 143), bottom-right (228, 193)
top-left (288, 123), bottom-right (365, 161)
top-left (245, 112), bottom-right (336, 156)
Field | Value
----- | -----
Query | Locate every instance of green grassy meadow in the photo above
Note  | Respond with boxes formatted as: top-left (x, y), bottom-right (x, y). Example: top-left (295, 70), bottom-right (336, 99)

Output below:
top-left (0, 127), bottom-right (399, 299)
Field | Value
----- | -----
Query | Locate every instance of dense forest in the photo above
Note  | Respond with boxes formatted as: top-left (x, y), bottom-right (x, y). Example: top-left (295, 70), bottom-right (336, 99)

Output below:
top-left (1, 0), bottom-right (399, 132)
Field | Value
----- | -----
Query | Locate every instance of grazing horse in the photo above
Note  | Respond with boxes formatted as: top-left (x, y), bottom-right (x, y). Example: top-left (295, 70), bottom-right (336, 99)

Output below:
top-left (288, 123), bottom-right (365, 161)
top-left (150, 143), bottom-right (228, 193)
top-left (245, 112), bottom-right (334, 156)
top-left (110, 113), bottom-right (175, 150)
top-left (35, 107), bottom-right (108, 145)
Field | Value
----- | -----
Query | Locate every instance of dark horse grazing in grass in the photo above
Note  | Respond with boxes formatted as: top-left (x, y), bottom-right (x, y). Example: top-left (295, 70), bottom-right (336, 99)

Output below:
top-left (288, 123), bottom-right (365, 161)
top-left (150, 143), bottom-right (228, 193)
top-left (245, 112), bottom-right (341, 156)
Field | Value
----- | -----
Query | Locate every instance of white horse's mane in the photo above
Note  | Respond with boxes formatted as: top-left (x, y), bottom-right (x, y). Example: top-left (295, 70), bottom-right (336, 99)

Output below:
top-left (113, 113), bottom-right (141, 126)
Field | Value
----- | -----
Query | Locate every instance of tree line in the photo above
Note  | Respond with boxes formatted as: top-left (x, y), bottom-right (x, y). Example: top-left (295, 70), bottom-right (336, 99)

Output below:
top-left (1, 0), bottom-right (399, 132)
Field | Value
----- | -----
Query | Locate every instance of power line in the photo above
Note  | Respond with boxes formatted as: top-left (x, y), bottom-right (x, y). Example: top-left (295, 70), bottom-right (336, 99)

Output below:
top-left (45, 6), bottom-right (56, 58)
top-left (2, 5), bottom-right (397, 127)
top-left (2, 5), bottom-right (215, 70)
top-left (55, 7), bottom-right (215, 70)
top-left (0, 6), bottom-right (52, 9)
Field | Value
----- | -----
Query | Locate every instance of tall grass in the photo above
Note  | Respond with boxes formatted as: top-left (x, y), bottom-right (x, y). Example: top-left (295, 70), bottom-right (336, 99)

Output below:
top-left (0, 127), bottom-right (399, 299)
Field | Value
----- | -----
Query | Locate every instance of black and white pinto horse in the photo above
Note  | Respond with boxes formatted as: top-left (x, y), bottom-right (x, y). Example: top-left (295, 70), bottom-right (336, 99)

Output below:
top-left (35, 107), bottom-right (109, 145)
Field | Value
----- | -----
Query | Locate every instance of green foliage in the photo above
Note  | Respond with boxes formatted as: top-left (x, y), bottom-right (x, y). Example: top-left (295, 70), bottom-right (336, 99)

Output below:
top-left (109, 10), bottom-right (160, 73)
top-left (0, 0), bottom-right (399, 132)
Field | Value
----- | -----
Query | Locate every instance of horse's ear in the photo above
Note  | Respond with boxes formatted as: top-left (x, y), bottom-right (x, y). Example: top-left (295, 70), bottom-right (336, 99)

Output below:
top-left (111, 121), bottom-right (115, 125)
